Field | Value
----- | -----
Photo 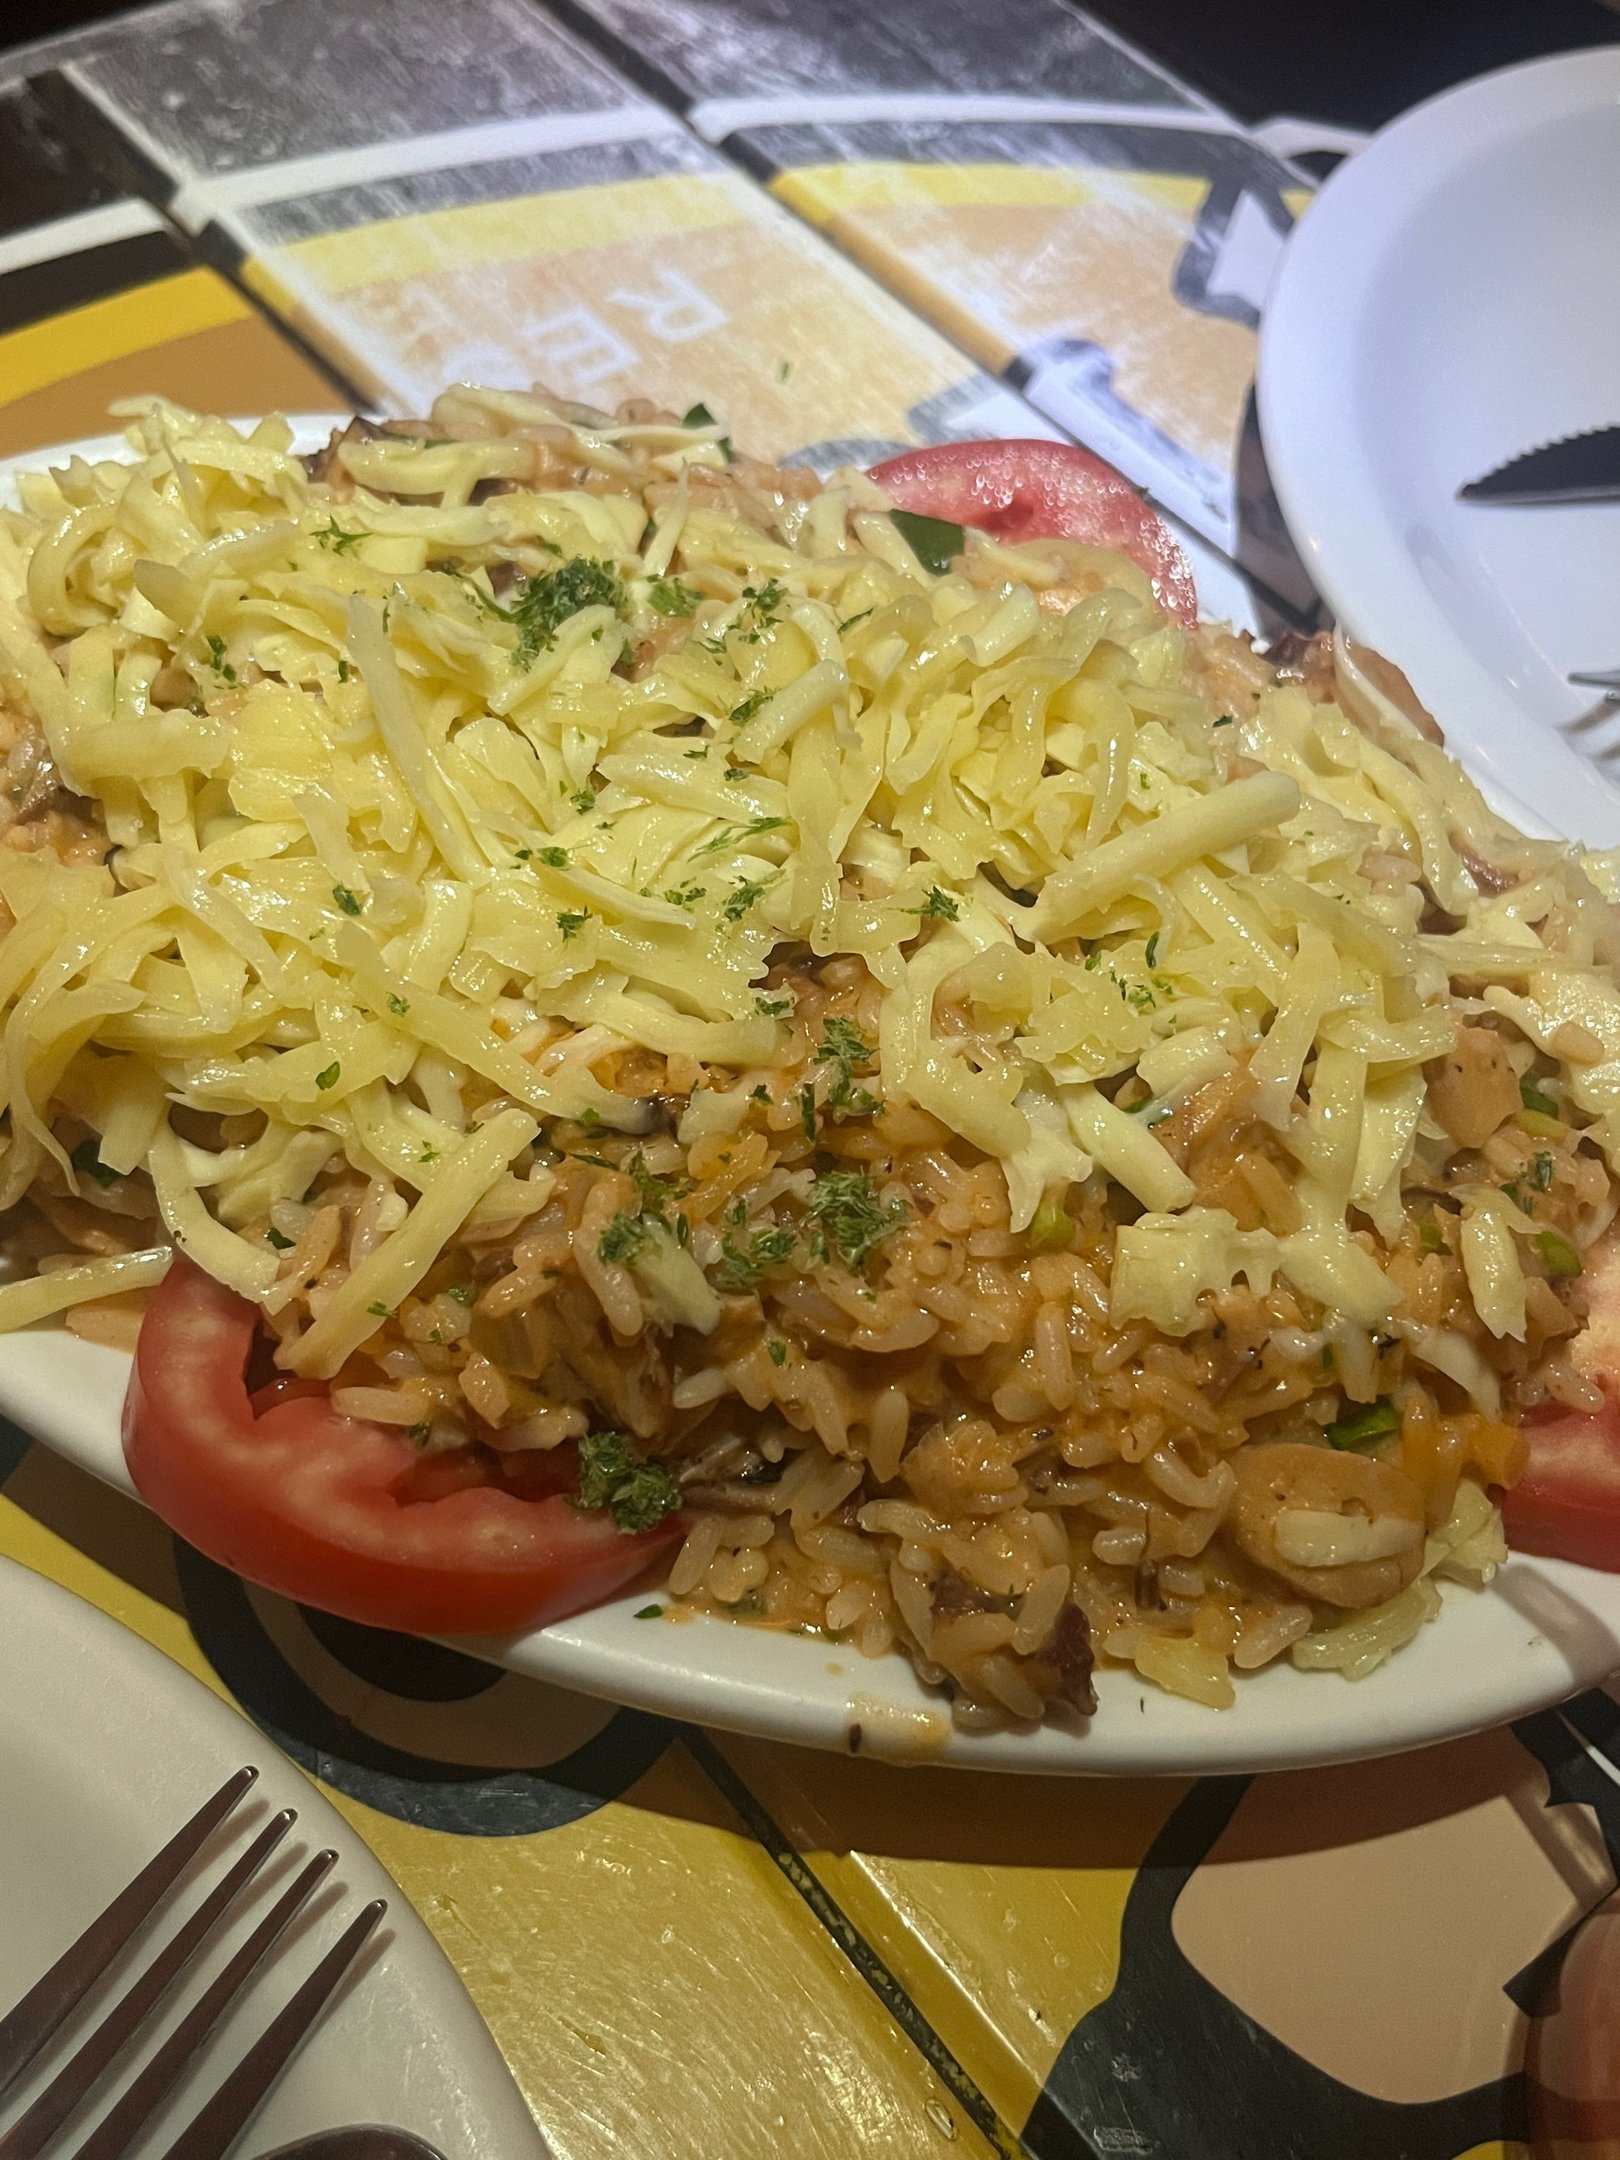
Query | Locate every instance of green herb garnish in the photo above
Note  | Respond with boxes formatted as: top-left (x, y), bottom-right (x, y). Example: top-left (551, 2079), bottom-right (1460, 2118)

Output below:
top-left (1521, 1078), bottom-right (1560, 1118)
top-left (313, 518), bottom-right (368, 555)
top-left (508, 557), bottom-right (621, 670)
top-left (647, 577), bottom-right (699, 617)
top-left (574, 1430), bottom-right (682, 1533)
top-left (387, 992), bottom-right (410, 1015)
top-left (729, 689), bottom-right (770, 728)
top-left (813, 1015), bottom-right (880, 1122)
top-left (557, 910), bottom-right (590, 940)
top-left (715, 1222), bottom-right (795, 1290)
top-left (913, 886), bottom-right (960, 923)
top-left (722, 874), bottom-right (776, 923)
top-left (265, 1226), bottom-right (295, 1250)
top-left (696, 815), bottom-right (788, 859)
top-left (204, 633), bottom-right (236, 684)
top-left (538, 845), bottom-right (569, 868)
top-left (804, 1169), bottom-right (907, 1273)
top-left (315, 1061), bottom-right (341, 1090)
top-left (332, 884), bottom-right (362, 917)
top-left (735, 579), bottom-right (786, 643)
top-left (767, 1340), bottom-right (788, 1365)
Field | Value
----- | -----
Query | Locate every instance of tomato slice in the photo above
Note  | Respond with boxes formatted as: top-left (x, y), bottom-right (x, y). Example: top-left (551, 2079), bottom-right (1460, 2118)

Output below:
top-left (868, 439), bottom-right (1199, 626)
top-left (1503, 1401), bottom-right (1620, 1572)
top-left (1504, 1228), bottom-right (1620, 1572)
top-left (122, 1258), bottom-right (682, 1635)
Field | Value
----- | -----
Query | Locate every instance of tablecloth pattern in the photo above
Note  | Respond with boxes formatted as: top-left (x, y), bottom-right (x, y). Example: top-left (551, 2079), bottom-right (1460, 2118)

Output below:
top-left (0, 4), bottom-right (1603, 2153)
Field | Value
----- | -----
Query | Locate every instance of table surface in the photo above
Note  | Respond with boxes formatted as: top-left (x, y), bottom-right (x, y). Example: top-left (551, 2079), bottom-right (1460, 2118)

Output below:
top-left (0, 4), bottom-right (1614, 2155)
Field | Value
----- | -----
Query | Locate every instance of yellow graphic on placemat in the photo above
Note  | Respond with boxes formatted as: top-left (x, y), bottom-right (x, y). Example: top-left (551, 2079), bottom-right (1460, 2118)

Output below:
top-left (774, 160), bottom-right (1255, 474)
top-left (242, 167), bottom-right (992, 458)
top-left (0, 269), bottom-right (337, 458)
top-left (0, 1445), bottom-right (995, 2159)
top-left (719, 1734), bottom-right (1186, 2134)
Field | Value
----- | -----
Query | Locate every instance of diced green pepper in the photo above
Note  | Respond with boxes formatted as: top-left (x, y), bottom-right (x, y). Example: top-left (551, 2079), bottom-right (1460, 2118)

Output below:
top-left (1325, 1398), bottom-right (1401, 1450)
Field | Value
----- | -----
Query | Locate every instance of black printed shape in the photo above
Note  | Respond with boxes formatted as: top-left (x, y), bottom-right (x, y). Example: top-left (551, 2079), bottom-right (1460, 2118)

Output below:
top-left (175, 1541), bottom-right (674, 1835)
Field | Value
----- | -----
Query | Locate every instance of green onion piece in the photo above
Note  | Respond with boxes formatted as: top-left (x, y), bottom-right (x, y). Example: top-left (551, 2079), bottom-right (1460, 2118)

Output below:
top-left (888, 508), bottom-right (965, 575)
top-left (1537, 1229), bottom-right (1583, 1280)
top-left (1517, 1108), bottom-right (1563, 1140)
top-left (1520, 1078), bottom-right (1559, 1118)
top-left (1325, 1398), bottom-right (1401, 1450)
top-left (1027, 1198), bottom-right (1073, 1254)
top-left (634, 1604), bottom-right (664, 1620)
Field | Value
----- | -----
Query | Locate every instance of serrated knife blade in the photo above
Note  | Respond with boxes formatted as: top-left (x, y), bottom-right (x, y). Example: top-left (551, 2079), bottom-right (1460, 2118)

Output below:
top-left (1459, 426), bottom-right (1620, 504)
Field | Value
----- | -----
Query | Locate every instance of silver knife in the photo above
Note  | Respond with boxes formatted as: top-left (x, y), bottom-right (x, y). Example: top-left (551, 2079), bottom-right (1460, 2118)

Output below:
top-left (1459, 425), bottom-right (1620, 504)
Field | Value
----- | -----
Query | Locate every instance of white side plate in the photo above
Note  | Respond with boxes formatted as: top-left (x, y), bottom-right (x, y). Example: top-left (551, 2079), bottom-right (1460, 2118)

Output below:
top-left (0, 1555), bottom-right (548, 2157)
top-left (1259, 46), bottom-right (1620, 841)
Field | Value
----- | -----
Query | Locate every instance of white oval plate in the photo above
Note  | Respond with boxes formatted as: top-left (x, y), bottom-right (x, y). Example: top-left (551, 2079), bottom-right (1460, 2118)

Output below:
top-left (6, 423), bottom-right (1620, 1776)
top-left (1259, 47), bottom-right (1620, 841)
top-left (0, 1554), bottom-right (547, 2157)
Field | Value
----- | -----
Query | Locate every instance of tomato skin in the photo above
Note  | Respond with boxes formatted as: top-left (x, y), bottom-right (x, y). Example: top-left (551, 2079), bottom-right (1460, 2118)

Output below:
top-left (1503, 1399), bottom-right (1620, 1573)
top-left (122, 1259), bottom-right (682, 1636)
top-left (868, 439), bottom-right (1199, 626)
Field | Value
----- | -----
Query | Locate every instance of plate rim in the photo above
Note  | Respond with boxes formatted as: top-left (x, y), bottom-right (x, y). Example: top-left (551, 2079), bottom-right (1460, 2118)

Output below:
top-left (5, 420), bottom-right (1620, 1777)
top-left (1257, 44), bottom-right (1620, 850)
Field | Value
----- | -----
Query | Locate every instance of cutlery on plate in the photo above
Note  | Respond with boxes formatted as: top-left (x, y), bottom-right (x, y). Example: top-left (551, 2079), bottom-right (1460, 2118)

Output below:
top-left (0, 1766), bottom-right (387, 2160)
top-left (1458, 424), bottom-right (1620, 504)
top-left (1570, 669), bottom-right (1620, 703)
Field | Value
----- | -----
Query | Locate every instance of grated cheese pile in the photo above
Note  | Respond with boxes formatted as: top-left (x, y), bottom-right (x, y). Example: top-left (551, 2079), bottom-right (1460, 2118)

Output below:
top-left (2, 387), bottom-right (1620, 1392)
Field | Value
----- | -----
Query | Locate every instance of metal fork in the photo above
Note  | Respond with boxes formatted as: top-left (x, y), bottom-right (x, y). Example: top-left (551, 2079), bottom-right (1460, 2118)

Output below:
top-left (0, 1766), bottom-right (389, 2160)
top-left (1570, 669), bottom-right (1620, 703)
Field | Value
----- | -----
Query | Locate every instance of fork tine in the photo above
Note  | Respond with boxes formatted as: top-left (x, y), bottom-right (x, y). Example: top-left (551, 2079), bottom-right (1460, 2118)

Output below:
top-left (1570, 669), bottom-right (1620, 696)
top-left (0, 1811), bottom-right (297, 2160)
top-left (159, 1900), bottom-right (386, 2160)
top-left (67, 1848), bottom-right (338, 2160)
top-left (0, 1769), bottom-right (257, 2101)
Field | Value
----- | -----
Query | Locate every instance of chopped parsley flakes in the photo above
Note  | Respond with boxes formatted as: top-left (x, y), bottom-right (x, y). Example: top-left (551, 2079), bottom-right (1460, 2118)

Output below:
top-left (574, 1429), bottom-right (682, 1533)
top-left (913, 886), bottom-right (960, 922)
top-left (332, 884), bottom-right (362, 916)
top-left (647, 576), bottom-right (699, 617)
top-left (313, 518), bottom-right (368, 555)
top-left (507, 557), bottom-right (622, 670)
top-left (722, 874), bottom-right (775, 923)
top-left (557, 909), bottom-right (591, 940)
top-left (716, 1221), bottom-right (795, 1290)
top-left (812, 1015), bottom-right (880, 1122)
top-left (804, 1170), bottom-right (907, 1272)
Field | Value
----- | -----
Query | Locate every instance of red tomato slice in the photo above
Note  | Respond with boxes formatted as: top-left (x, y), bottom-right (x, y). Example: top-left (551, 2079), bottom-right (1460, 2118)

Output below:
top-left (868, 439), bottom-right (1199, 626)
top-left (1503, 1400), bottom-right (1620, 1573)
top-left (122, 1258), bottom-right (682, 1635)
top-left (1504, 1228), bottom-right (1620, 1572)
